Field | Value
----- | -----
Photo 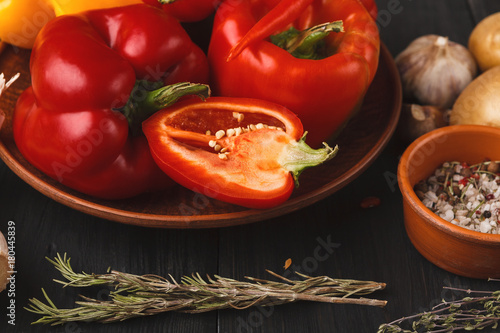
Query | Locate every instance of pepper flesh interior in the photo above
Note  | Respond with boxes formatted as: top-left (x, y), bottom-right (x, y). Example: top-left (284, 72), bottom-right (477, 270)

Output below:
top-left (165, 109), bottom-right (286, 150)
top-left (168, 109), bottom-right (285, 134)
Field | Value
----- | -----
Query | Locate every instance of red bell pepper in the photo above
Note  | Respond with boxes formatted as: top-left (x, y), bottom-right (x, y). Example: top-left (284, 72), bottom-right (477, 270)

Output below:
top-left (142, 0), bottom-right (220, 22)
top-left (208, 0), bottom-right (380, 147)
top-left (142, 97), bottom-right (338, 209)
top-left (13, 4), bottom-right (210, 199)
top-left (360, 0), bottom-right (378, 20)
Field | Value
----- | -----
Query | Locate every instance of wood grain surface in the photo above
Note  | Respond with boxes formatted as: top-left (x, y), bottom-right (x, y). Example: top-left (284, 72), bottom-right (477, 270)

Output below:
top-left (1, 1), bottom-right (500, 332)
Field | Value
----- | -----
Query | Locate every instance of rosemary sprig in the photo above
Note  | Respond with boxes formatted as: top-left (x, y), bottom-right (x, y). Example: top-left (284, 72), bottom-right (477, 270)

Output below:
top-left (378, 281), bottom-right (500, 332)
top-left (26, 253), bottom-right (387, 326)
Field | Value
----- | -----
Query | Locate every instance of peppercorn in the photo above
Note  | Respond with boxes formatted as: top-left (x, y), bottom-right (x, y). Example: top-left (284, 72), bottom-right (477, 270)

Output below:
top-left (460, 168), bottom-right (472, 178)
top-left (483, 211), bottom-right (492, 218)
top-left (436, 187), bottom-right (444, 196)
top-left (488, 161), bottom-right (500, 173)
top-left (415, 190), bottom-right (425, 200)
top-left (413, 180), bottom-right (428, 193)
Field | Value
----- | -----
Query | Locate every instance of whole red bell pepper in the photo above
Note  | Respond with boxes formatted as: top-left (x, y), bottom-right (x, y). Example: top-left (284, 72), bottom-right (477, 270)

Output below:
top-left (13, 4), bottom-right (210, 199)
top-left (142, 0), bottom-right (220, 22)
top-left (142, 97), bottom-right (338, 209)
top-left (208, 0), bottom-right (380, 147)
top-left (360, 0), bottom-right (378, 20)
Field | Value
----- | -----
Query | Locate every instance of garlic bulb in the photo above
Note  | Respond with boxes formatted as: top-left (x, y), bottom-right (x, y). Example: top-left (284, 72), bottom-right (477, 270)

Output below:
top-left (395, 35), bottom-right (477, 109)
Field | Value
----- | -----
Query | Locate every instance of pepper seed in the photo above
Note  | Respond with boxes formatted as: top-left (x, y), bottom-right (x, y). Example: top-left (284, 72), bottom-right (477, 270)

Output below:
top-left (215, 130), bottom-right (225, 139)
top-left (226, 128), bottom-right (235, 137)
top-left (233, 112), bottom-right (244, 122)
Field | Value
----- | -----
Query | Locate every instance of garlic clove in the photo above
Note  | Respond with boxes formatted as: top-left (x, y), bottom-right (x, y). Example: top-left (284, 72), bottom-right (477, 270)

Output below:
top-left (0, 231), bottom-right (11, 292)
top-left (395, 35), bottom-right (477, 109)
top-left (398, 103), bottom-right (449, 143)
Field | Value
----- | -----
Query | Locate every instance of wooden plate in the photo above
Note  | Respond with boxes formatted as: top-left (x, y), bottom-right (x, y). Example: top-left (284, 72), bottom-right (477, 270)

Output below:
top-left (0, 43), bottom-right (401, 229)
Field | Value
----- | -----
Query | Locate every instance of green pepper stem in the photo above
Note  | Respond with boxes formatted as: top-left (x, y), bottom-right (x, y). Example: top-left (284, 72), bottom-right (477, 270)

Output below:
top-left (271, 21), bottom-right (344, 59)
top-left (122, 81), bottom-right (210, 136)
top-left (227, 0), bottom-right (315, 62)
top-left (279, 132), bottom-right (339, 187)
top-left (142, 82), bottom-right (210, 112)
top-left (158, 0), bottom-right (177, 4)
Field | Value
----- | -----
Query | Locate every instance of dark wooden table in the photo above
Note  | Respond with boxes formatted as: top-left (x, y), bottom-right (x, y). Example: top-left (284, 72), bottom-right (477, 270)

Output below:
top-left (1, 1), bottom-right (500, 332)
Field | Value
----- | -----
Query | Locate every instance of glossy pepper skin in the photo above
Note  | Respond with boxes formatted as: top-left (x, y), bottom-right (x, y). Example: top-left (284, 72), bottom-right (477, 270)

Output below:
top-left (142, 0), bottom-right (221, 22)
top-left (208, 0), bottom-right (380, 147)
top-left (13, 4), bottom-right (209, 199)
top-left (0, 0), bottom-right (142, 49)
top-left (359, 0), bottom-right (378, 20)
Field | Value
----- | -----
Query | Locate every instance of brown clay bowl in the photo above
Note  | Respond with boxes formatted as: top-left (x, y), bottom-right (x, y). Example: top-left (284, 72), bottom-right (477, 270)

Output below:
top-left (398, 125), bottom-right (500, 279)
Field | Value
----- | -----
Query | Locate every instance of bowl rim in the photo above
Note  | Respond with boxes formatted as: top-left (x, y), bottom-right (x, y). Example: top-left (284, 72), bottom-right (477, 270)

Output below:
top-left (398, 124), bottom-right (500, 244)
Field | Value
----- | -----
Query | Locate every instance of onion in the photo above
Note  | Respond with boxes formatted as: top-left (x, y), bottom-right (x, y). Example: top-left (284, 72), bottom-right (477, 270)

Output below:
top-left (450, 66), bottom-right (500, 126)
top-left (469, 12), bottom-right (500, 72)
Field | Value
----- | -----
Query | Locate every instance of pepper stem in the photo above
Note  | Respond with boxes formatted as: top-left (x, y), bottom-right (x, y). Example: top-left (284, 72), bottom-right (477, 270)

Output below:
top-left (122, 81), bottom-right (210, 136)
top-left (226, 0), bottom-right (315, 61)
top-left (271, 21), bottom-right (344, 59)
top-left (279, 132), bottom-right (339, 187)
top-left (158, 0), bottom-right (178, 3)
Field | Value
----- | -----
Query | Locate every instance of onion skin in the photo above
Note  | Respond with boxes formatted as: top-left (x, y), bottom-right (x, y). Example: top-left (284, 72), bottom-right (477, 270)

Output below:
top-left (0, 231), bottom-right (10, 292)
top-left (469, 12), bottom-right (500, 72)
top-left (450, 66), bottom-right (500, 126)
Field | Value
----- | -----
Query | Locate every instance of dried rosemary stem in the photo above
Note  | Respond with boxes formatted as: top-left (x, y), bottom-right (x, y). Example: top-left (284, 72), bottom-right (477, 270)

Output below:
top-left (26, 253), bottom-right (387, 325)
top-left (378, 281), bottom-right (500, 332)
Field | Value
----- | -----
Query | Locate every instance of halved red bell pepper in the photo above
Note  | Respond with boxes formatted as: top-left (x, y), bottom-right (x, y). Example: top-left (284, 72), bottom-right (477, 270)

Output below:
top-left (208, 0), bottom-right (380, 147)
top-left (142, 0), bottom-right (220, 22)
top-left (13, 4), bottom-right (210, 199)
top-left (142, 97), bottom-right (338, 209)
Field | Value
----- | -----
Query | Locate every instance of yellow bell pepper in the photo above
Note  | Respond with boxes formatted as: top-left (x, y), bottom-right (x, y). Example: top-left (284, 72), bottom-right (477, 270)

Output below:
top-left (0, 0), bottom-right (142, 49)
